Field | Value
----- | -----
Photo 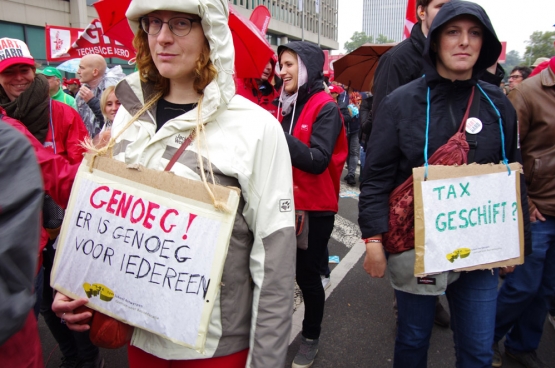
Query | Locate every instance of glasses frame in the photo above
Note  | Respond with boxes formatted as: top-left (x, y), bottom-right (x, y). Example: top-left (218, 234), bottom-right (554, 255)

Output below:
top-left (508, 74), bottom-right (523, 80)
top-left (139, 16), bottom-right (200, 37)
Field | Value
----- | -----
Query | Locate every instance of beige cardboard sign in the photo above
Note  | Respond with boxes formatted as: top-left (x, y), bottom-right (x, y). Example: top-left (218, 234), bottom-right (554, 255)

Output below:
top-left (413, 163), bottom-right (524, 277)
top-left (51, 154), bottom-right (240, 351)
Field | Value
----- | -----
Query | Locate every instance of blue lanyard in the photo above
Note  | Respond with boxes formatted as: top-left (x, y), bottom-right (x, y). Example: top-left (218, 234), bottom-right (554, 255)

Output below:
top-left (424, 85), bottom-right (511, 180)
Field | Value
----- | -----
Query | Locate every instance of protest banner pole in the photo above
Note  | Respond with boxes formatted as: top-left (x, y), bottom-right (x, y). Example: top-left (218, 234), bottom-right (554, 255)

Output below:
top-left (300, 0), bottom-right (304, 41)
top-left (317, 0), bottom-right (321, 46)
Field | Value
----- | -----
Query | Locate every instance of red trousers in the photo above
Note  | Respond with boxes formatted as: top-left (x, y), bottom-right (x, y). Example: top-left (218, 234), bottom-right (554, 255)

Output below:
top-left (128, 344), bottom-right (248, 368)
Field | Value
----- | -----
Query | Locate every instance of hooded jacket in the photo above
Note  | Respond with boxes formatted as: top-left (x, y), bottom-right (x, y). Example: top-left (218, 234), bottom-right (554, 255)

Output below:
top-left (113, 1), bottom-right (296, 366)
top-left (372, 8), bottom-right (506, 122)
top-left (0, 121), bottom-right (42, 346)
top-left (359, 1), bottom-right (531, 292)
top-left (235, 58), bottom-right (280, 116)
top-left (277, 42), bottom-right (347, 213)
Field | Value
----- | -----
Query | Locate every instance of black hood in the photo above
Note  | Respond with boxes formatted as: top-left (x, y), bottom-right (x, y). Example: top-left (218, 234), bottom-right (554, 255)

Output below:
top-left (423, 0), bottom-right (501, 82)
top-left (278, 41), bottom-right (325, 98)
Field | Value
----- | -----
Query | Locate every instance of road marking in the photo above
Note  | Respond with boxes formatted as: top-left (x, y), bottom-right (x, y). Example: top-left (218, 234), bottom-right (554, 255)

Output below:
top-left (289, 239), bottom-right (366, 344)
top-left (331, 214), bottom-right (362, 249)
top-left (339, 182), bottom-right (360, 200)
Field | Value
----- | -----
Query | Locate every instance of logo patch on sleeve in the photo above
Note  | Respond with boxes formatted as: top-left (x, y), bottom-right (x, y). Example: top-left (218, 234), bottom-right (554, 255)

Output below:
top-left (417, 277), bottom-right (436, 285)
top-left (279, 199), bottom-right (292, 212)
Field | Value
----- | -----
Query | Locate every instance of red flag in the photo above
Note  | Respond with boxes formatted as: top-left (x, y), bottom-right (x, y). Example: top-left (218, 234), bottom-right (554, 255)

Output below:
top-left (45, 19), bottom-right (135, 62)
top-left (404, 0), bottom-right (418, 40)
top-left (249, 5), bottom-right (271, 35)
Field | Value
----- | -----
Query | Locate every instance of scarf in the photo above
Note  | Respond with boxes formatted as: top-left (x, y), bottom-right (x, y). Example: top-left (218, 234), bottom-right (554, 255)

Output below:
top-left (279, 55), bottom-right (308, 117)
top-left (0, 74), bottom-right (50, 143)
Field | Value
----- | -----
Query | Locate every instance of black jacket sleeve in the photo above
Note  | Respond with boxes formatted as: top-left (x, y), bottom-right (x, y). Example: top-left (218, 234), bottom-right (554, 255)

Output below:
top-left (285, 102), bottom-right (343, 175)
top-left (358, 97), bottom-right (401, 238)
top-left (0, 122), bottom-right (42, 345)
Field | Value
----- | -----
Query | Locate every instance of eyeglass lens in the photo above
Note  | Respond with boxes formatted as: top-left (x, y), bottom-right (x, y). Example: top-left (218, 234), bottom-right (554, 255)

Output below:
top-left (141, 16), bottom-right (194, 37)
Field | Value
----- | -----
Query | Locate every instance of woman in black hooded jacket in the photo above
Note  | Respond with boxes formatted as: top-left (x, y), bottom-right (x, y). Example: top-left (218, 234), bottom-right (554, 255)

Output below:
top-left (358, 1), bottom-right (530, 367)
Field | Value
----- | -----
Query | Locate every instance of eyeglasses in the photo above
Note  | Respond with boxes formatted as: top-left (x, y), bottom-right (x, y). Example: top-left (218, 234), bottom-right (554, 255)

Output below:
top-left (508, 74), bottom-right (523, 80)
top-left (139, 16), bottom-right (199, 37)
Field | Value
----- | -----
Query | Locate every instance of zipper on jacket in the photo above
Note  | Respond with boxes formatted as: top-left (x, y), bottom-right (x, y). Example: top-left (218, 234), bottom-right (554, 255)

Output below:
top-left (447, 88), bottom-right (458, 131)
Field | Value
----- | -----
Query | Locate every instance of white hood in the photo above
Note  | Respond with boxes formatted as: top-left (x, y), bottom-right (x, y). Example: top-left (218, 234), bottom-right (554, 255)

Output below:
top-left (126, 0), bottom-right (236, 111)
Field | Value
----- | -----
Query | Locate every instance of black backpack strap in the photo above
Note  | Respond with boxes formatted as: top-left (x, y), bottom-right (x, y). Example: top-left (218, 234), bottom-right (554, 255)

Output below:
top-left (465, 88), bottom-right (481, 163)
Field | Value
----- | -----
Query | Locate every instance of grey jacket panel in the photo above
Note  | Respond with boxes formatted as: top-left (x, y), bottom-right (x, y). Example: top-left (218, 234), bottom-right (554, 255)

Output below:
top-left (0, 122), bottom-right (43, 345)
top-left (251, 227), bottom-right (296, 367)
top-left (164, 150), bottom-right (254, 356)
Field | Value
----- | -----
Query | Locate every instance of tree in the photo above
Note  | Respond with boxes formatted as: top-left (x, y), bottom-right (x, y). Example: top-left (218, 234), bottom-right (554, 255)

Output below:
top-left (523, 31), bottom-right (555, 65)
top-left (501, 50), bottom-right (523, 80)
top-left (344, 31), bottom-right (373, 53)
top-left (344, 32), bottom-right (396, 53)
top-left (375, 34), bottom-right (395, 44)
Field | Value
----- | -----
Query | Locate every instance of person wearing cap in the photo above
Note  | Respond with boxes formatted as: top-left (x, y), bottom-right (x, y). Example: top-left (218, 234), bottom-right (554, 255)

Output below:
top-left (51, 1), bottom-right (296, 367)
top-left (63, 78), bottom-right (80, 97)
top-left (40, 66), bottom-right (77, 109)
top-left (0, 38), bottom-right (99, 368)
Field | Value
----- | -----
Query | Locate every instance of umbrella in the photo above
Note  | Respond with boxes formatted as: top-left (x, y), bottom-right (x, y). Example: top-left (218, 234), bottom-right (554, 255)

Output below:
top-left (333, 43), bottom-right (396, 91)
top-left (93, 0), bottom-right (135, 50)
top-left (229, 5), bottom-right (275, 79)
top-left (56, 58), bottom-right (81, 73)
top-left (92, 1), bottom-right (274, 80)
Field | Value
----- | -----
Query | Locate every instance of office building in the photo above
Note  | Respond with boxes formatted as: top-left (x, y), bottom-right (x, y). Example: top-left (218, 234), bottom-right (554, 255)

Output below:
top-left (231, 0), bottom-right (339, 50)
top-left (0, 0), bottom-right (339, 72)
top-left (362, 0), bottom-right (405, 42)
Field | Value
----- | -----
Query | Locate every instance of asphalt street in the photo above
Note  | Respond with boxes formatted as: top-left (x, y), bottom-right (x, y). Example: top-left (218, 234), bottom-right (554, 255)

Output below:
top-left (39, 168), bottom-right (555, 368)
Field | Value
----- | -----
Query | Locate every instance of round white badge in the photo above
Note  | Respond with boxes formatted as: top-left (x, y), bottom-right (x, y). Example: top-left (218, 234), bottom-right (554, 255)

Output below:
top-left (466, 117), bottom-right (483, 134)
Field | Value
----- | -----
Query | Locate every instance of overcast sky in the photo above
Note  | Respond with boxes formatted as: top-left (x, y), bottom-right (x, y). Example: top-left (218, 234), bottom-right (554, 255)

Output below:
top-left (337, 0), bottom-right (555, 57)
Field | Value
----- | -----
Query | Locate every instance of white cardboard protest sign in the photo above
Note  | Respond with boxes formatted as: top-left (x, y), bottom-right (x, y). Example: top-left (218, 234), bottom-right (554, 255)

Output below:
top-left (413, 163), bottom-right (524, 276)
top-left (51, 155), bottom-right (240, 351)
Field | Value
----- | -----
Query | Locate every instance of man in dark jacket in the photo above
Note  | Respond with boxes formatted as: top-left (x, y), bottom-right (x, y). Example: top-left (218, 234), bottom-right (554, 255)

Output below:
top-left (370, 0), bottom-right (452, 327)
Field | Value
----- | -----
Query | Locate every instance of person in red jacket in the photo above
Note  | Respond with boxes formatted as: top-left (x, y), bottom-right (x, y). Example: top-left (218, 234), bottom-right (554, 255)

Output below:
top-left (0, 38), bottom-right (102, 368)
top-left (277, 41), bottom-right (347, 368)
top-left (235, 58), bottom-right (280, 116)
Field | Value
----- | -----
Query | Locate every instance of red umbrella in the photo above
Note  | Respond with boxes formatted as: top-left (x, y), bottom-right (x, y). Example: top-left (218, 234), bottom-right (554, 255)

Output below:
top-left (93, 2), bottom-right (274, 79)
top-left (93, 0), bottom-right (135, 51)
top-left (333, 43), bottom-right (396, 91)
top-left (229, 5), bottom-right (275, 79)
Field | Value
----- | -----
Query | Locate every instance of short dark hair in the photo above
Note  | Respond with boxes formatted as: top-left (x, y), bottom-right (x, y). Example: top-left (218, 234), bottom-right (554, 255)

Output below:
top-left (416, 0), bottom-right (433, 20)
top-left (510, 66), bottom-right (532, 80)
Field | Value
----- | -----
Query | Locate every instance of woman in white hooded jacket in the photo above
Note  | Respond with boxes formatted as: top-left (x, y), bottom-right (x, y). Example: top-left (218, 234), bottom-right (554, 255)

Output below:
top-left (52, 1), bottom-right (296, 367)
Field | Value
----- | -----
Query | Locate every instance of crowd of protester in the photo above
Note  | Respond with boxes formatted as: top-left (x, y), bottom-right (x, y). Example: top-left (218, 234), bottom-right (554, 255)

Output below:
top-left (0, 0), bottom-right (553, 367)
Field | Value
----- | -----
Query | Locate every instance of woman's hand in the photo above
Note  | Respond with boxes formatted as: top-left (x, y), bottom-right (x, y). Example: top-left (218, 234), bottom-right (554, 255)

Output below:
top-left (363, 242), bottom-right (387, 278)
top-left (52, 292), bottom-right (92, 332)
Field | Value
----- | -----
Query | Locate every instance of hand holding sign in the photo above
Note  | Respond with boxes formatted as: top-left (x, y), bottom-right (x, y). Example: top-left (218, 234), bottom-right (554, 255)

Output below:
top-left (51, 155), bottom-right (240, 349)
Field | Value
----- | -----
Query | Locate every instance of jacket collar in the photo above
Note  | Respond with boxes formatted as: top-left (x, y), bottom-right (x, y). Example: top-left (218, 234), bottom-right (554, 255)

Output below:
top-left (541, 64), bottom-right (555, 88)
top-left (409, 22), bottom-right (426, 57)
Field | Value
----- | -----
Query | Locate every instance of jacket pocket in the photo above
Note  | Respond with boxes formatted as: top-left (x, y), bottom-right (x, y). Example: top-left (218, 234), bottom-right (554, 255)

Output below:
top-left (529, 154), bottom-right (555, 192)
